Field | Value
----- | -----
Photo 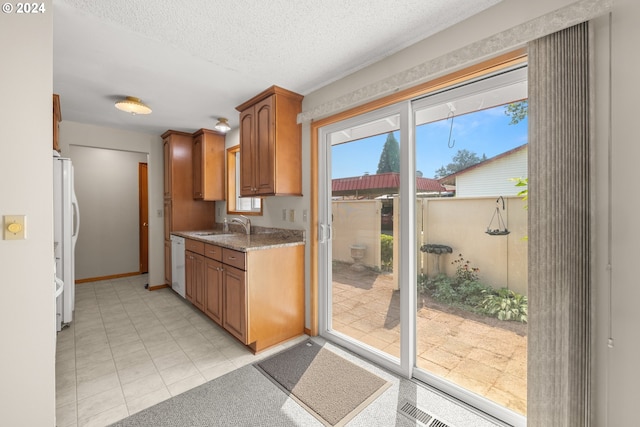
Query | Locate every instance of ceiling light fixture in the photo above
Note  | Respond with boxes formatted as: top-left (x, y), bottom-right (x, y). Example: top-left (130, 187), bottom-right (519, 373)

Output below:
top-left (115, 96), bottom-right (152, 115)
top-left (214, 118), bottom-right (231, 133)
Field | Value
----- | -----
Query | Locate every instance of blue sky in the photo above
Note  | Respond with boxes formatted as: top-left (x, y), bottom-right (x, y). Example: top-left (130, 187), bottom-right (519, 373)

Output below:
top-left (331, 104), bottom-right (528, 179)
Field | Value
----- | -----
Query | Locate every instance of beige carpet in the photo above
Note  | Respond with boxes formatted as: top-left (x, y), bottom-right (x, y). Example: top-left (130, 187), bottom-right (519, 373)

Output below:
top-left (256, 340), bottom-right (391, 427)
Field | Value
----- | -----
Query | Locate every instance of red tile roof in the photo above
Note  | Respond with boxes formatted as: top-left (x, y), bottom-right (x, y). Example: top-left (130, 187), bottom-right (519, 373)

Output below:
top-left (332, 172), bottom-right (446, 195)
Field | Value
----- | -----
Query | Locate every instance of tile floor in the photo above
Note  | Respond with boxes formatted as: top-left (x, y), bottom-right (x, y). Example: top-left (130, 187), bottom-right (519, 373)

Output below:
top-left (331, 264), bottom-right (527, 415)
top-left (55, 274), bottom-right (307, 427)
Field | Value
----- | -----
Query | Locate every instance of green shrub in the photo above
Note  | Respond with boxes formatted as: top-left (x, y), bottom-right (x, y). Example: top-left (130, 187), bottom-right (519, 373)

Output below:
top-left (380, 234), bottom-right (393, 271)
top-left (457, 280), bottom-right (494, 307)
top-left (419, 273), bottom-right (493, 312)
top-left (481, 288), bottom-right (528, 323)
top-left (417, 253), bottom-right (527, 322)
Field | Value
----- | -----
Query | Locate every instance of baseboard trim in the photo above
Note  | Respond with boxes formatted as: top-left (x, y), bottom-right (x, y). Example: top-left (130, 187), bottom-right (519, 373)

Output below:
top-left (76, 271), bottom-right (141, 284)
top-left (148, 284), bottom-right (170, 291)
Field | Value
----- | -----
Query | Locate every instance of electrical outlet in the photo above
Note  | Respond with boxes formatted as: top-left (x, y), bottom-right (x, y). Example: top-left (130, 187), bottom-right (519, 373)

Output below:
top-left (302, 209), bottom-right (308, 222)
top-left (289, 209), bottom-right (295, 222)
top-left (282, 209), bottom-right (287, 221)
top-left (157, 209), bottom-right (162, 218)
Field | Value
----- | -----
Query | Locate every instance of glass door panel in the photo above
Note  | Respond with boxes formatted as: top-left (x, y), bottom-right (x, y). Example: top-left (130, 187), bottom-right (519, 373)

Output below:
top-left (324, 111), bottom-right (402, 364)
top-left (412, 66), bottom-right (528, 418)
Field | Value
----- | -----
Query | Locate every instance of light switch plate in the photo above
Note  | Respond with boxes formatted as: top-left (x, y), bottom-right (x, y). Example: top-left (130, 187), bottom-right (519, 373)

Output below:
top-left (289, 209), bottom-right (295, 222)
top-left (4, 215), bottom-right (26, 240)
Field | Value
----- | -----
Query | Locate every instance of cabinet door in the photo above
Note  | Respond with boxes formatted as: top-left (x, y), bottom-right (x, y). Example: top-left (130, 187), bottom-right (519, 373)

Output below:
top-left (192, 134), bottom-right (203, 199)
top-left (164, 200), bottom-right (171, 237)
top-left (254, 95), bottom-right (275, 195)
top-left (204, 258), bottom-right (223, 325)
top-left (239, 107), bottom-right (256, 196)
top-left (193, 253), bottom-right (205, 310)
top-left (223, 265), bottom-right (247, 343)
top-left (185, 250), bottom-right (195, 302)
top-left (186, 251), bottom-right (205, 308)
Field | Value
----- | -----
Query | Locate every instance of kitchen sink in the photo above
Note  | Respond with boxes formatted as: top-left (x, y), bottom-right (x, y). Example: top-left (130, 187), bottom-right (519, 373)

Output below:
top-left (195, 232), bottom-right (233, 236)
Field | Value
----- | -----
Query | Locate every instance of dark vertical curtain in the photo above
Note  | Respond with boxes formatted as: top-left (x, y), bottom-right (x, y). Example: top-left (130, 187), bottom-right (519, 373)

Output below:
top-left (527, 22), bottom-right (592, 426)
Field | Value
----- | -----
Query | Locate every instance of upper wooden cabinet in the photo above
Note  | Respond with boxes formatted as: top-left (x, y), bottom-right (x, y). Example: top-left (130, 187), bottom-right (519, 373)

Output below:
top-left (53, 94), bottom-right (61, 152)
top-left (192, 128), bottom-right (225, 201)
top-left (162, 130), bottom-right (216, 285)
top-left (236, 86), bottom-right (303, 197)
top-left (162, 130), bottom-right (215, 232)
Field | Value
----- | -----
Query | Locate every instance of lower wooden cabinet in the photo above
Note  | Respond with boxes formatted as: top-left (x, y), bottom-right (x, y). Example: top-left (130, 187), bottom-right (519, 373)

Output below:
top-left (183, 238), bottom-right (304, 353)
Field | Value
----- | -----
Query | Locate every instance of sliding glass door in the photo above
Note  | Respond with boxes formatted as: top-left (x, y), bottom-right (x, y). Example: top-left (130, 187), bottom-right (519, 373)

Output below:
top-left (319, 105), bottom-right (407, 372)
top-left (318, 66), bottom-right (529, 426)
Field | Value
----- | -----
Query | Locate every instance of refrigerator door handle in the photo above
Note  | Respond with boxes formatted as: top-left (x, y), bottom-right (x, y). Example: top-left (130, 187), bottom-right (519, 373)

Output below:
top-left (72, 197), bottom-right (80, 240)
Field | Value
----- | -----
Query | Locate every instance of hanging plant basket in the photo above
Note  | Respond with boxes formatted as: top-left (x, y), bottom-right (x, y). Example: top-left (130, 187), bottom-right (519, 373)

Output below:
top-left (486, 196), bottom-right (510, 236)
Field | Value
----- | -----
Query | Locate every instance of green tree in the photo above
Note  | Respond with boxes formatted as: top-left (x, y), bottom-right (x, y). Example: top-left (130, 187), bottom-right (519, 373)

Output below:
top-left (434, 149), bottom-right (486, 178)
top-left (376, 132), bottom-right (400, 174)
top-left (505, 100), bottom-right (528, 125)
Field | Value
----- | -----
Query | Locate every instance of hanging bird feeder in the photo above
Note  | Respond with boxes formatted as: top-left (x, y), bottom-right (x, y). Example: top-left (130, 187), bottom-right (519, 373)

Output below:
top-left (486, 196), bottom-right (510, 236)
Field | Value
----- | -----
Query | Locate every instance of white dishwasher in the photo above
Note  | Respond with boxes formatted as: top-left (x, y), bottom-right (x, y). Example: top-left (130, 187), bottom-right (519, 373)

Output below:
top-left (170, 235), bottom-right (186, 298)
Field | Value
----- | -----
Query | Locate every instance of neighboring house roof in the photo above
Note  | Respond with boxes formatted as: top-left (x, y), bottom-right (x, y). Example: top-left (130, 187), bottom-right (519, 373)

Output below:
top-left (332, 172), bottom-right (447, 197)
top-left (438, 143), bottom-right (528, 186)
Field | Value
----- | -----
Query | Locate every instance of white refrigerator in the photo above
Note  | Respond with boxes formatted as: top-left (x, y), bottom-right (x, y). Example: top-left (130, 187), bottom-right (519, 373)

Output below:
top-left (53, 152), bottom-right (80, 331)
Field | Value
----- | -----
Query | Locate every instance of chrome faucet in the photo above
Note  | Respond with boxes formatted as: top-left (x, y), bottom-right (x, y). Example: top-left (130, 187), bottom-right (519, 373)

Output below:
top-left (231, 215), bottom-right (251, 235)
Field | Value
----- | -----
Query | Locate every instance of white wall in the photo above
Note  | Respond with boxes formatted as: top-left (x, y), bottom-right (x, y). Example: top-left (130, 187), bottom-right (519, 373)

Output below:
top-left (602, 0), bottom-right (640, 424)
top-left (0, 1), bottom-right (55, 425)
top-left (68, 145), bottom-right (147, 280)
top-left (456, 148), bottom-right (528, 197)
top-left (59, 121), bottom-right (164, 286)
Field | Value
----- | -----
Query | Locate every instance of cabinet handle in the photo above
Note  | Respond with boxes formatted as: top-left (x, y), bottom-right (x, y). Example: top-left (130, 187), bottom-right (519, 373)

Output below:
top-left (228, 256), bottom-right (236, 260)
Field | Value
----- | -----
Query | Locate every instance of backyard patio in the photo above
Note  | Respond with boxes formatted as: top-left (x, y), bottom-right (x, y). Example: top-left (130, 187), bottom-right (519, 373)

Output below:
top-left (331, 261), bottom-right (527, 415)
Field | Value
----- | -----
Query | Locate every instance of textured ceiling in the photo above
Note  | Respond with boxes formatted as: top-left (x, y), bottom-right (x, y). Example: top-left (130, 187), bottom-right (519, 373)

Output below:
top-left (53, 0), bottom-right (502, 135)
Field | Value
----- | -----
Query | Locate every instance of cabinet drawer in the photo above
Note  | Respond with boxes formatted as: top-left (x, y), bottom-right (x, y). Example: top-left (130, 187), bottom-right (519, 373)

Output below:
top-left (204, 243), bottom-right (222, 261)
top-left (185, 239), bottom-right (205, 255)
top-left (222, 248), bottom-right (246, 270)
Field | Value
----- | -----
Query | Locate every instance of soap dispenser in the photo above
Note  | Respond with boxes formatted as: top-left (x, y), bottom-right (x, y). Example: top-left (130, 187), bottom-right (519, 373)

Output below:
top-left (223, 217), bottom-right (229, 233)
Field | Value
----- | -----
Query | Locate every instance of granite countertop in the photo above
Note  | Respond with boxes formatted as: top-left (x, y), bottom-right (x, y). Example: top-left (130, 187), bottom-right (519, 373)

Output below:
top-left (173, 226), bottom-right (305, 252)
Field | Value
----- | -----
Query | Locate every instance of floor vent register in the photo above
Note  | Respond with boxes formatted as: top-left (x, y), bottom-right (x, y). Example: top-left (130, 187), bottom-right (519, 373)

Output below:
top-left (397, 400), bottom-right (451, 427)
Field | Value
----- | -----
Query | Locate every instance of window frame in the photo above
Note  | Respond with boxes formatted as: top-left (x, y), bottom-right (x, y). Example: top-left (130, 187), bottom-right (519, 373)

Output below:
top-left (226, 145), bottom-right (263, 216)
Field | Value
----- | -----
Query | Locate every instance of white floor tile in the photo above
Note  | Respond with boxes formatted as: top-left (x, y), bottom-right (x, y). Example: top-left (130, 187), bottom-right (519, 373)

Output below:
top-left (78, 404), bottom-right (129, 427)
top-left (121, 372), bottom-right (166, 401)
top-left (56, 401), bottom-right (77, 427)
top-left (117, 359), bottom-right (159, 385)
top-left (151, 349), bottom-right (191, 371)
top-left (167, 373), bottom-right (206, 397)
top-left (159, 361), bottom-right (200, 386)
top-left (77, 386), bottom-right (125, 421)
top-left (199, 360), bottom-right (236, 382)
top-left (125, 387), bottom-right (172, 415)
top-left (76, 371), bottom-right (121, 401)
top-left (113, 348), bottom-right (151, 370)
